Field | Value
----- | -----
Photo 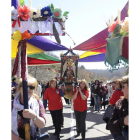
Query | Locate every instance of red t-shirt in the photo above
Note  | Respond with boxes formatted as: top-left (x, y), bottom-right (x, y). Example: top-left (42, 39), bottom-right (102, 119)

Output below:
top-left (44, 87), bottom-right (63, 111)
top-left (73, 89), bottom-right (89, 112)
top-left (109, 89), bottom-right (124, 105)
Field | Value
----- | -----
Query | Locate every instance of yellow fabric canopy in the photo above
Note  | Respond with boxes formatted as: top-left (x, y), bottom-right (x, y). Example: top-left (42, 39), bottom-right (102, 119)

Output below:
top-left (80, 51), bottom-right (102, 59)
top-left (11, 39), bottom-right (44, 59)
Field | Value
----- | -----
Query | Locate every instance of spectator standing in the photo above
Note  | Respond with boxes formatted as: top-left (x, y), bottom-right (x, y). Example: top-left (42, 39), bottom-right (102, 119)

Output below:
top-left (109, 76), bottom-right (129, 140)
top-left (90, 81), bottom-right (95, 108)
top-left (109, 79), bottom-right (124, 105)
top-left (107, 82), bottom-right (114, 99)
top-left (99, 81), bottom-right (106, 109)
top-left (42, 81), bottom-right (48, 110)
top-left (112, 81), bottom-right (116, 92)
top-left (93, 80), bottom-right (101, 112)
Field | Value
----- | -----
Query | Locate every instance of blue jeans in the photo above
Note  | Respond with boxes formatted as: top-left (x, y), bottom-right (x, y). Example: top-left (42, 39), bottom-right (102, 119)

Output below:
top-left (122, 130), bottom-right (128, 140)
top-left (103, 94), bottom-right (106, 101)
top-left (43, 99), bottom-right (47, 110)
top-left (93, 94), bottom-right (101, 112)
top-left (112, 134), bottom-right (126, 140)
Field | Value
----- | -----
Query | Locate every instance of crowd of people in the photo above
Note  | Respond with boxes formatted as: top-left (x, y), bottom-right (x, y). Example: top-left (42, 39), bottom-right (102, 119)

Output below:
top-left (11, 74), bottom-right (129, 140)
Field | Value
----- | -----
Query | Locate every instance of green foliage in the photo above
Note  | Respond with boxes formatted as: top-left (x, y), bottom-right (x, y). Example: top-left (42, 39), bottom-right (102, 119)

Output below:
top-left (20, 0), bottom-right (25, 6)
top-left (63, 11), bottom-right (69, 17)
top-left (48, 3), bottom-right (54, 11)
top-left (51, 3), bottom-right (54, 11)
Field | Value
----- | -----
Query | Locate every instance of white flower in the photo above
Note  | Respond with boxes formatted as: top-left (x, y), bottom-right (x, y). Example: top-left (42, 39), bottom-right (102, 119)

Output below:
top-left (29, 8), bottom-right (41, 18)
top-left (11, 6), bottom-right (18, 20)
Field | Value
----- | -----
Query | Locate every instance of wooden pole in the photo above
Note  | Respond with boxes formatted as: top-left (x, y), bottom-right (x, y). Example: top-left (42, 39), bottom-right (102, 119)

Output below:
top-left (21, 42), bottom-right (31, 140)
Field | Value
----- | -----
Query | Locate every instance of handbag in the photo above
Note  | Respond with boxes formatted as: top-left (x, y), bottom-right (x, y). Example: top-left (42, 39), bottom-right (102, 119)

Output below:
top-left (103, 105), bottom-right (114, 122)
top-left (103, 105), bottom-right (115, 130)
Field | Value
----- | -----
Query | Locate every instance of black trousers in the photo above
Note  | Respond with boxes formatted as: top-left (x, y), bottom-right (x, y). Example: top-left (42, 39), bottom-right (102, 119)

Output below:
top-left (90, 95), bottom-right (95, 107)
top-left (50, 109), bottom-right (63, 135)
top-left (50, 109), bottom-right (64, 126)
top-left (64, 97), bottom-right (70, 104)
top-left (74, 110), bottom-right (87, 139)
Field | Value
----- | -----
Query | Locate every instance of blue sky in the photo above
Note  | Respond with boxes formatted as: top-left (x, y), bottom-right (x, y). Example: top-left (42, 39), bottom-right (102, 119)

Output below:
top-left (24, 0), bottom-right (128, 69)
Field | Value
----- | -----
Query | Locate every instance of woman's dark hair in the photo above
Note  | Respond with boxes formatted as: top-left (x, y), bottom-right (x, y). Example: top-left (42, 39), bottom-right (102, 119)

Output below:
top-left (94, 80), bottom-right (99, 85)
top-left (112, 81), bottom-right (116, 84)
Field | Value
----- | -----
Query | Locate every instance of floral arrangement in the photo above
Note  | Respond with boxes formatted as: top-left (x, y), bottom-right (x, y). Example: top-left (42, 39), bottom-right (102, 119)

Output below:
top-left (61, 76), bottom-right (76, 83)
top-left (29, 8), bottom-right (41, 18)
top-left (12, 30), bottom-right (31, 41)
top-left (106, 10), bottom-right (129, 39)
top-left (41, 6), bottom-right (53, 17)
top-left (17, 5), bottom-right (31, 21)
top-left (48, 4), bottom-right (69, 21)
top-left (11, 6), bottom-right (18, 20)
top-left (11, 1), bottom-right (69, 21)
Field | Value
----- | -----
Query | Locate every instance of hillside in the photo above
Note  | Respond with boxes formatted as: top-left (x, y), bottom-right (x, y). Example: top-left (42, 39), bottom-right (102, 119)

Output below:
top-left (12, 60), bottom-right (127, 83)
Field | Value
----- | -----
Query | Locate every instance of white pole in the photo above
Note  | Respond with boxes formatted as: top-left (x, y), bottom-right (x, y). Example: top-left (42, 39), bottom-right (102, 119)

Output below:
top-left (29, 0), bottom-right (32, 8)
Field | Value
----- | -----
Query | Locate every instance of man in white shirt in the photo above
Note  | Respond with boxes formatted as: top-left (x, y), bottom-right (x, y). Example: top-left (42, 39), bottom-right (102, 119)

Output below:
top-left (107, 82), bottom-right (114, 99)
top-left (35, 81), bottom-right (42, 98)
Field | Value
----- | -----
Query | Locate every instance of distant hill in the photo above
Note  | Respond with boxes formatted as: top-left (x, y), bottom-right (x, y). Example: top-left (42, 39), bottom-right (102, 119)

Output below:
top-left (78, 66), bottom-right (127, 82)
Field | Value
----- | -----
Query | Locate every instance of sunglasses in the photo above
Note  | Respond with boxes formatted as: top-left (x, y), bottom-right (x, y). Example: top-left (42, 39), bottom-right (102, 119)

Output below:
top-left (28, 85), bottom-right (35, 90)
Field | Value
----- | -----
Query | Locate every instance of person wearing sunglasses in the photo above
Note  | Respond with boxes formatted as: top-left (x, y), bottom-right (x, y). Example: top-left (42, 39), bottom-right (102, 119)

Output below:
top-left (43, 79), bottom-right (64, 140)
top-left (109, 79), bottom-right (124, 106)
top-left (11, 74), bottom-right (46, 140)
top-left (109, 75), bottom-right (129, 140)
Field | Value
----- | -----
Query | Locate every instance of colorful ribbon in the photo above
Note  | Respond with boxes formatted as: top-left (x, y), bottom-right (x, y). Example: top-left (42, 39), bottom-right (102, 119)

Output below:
top-left (12, 17), bottom-right (21, 28)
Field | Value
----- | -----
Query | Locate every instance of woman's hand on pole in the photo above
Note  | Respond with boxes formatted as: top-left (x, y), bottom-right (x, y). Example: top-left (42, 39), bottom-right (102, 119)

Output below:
top-left (22, 109), bottom-right (36, 119)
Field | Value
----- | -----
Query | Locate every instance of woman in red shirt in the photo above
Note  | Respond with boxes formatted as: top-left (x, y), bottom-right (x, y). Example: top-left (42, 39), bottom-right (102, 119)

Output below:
top-left (109, 79), bottom-right (124, 105)
top-left (72, 79), bottom-right (89, 140)
top-left (44, 79), bottom-right (64, 140)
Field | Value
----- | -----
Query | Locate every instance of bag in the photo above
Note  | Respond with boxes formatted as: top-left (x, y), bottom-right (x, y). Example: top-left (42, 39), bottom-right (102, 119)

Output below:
top-left (103, 105), bottom-right (114, 122)
top-left (103, 105), bottom-right (115, 130)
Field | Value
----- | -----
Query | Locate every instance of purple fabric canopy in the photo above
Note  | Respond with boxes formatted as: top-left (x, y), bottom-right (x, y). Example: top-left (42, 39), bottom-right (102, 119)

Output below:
top-left (11, 0), bottom-right (19, 9)
top-left (26, 36), bottom-right (68, 51)
top-left (79, 53), bottom-right (105, 62)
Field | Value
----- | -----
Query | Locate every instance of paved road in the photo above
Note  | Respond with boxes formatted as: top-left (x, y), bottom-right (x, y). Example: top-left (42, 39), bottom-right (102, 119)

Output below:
top-left (41, 91), bottom-right (113, 140)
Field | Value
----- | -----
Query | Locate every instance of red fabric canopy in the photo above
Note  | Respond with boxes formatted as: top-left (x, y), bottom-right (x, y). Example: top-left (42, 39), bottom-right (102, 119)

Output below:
top-left (122, 36), bottom-right (129, 60)
top-left (27, 57), bottom-right (61, 65)
top-left (91, 46), bottom-right (106, 53)
top-left (73, 2), bottom-right (129, 52)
